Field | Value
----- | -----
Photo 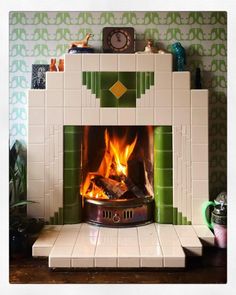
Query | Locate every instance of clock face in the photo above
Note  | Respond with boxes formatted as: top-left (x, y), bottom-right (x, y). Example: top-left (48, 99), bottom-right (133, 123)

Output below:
top-left (103, 27), bottom-right (134, 53)
top-left (108, 30), bottom-right (130, 52)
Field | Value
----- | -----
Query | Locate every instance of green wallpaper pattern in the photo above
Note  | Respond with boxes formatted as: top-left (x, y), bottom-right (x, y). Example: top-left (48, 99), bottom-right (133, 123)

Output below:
top-left (9, 11), bottom-right (227, 197)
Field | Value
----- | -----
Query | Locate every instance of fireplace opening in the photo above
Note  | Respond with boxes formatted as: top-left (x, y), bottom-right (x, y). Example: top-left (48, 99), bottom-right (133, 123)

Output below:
top-left (81, 126), bottom-right (154, 226)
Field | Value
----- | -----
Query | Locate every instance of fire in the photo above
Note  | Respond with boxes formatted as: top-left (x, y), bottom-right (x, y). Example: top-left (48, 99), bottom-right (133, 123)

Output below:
top-left (81, 129), bottom-right (137, 200)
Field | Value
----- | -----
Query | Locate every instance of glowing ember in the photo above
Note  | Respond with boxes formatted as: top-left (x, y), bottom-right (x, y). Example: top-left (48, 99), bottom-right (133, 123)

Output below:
top-left (81, 129), bottom-right (137, 200)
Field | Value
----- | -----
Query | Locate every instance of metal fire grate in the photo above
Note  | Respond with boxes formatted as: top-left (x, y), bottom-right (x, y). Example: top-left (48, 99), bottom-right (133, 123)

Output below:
top-left (83, 197), bottom-right (154, 227)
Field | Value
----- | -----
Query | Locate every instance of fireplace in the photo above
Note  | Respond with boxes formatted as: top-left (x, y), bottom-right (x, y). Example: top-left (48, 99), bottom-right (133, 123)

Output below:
top-left (27, 53), bottom-right (209, 226)
top-left (67, 126), bottom-right (155, 226)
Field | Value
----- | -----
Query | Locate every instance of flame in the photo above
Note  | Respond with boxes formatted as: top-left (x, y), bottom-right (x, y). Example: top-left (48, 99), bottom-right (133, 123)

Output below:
top-left (81, 129), bottom-right (137, 199)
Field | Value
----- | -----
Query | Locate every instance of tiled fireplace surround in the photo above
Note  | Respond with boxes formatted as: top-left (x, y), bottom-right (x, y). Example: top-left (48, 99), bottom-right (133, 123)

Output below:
top-left (28, 53), bottom-right (213, 268)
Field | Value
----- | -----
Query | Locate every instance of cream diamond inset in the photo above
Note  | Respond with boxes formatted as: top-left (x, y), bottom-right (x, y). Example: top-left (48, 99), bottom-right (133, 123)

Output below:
top-left (109, 80), bottom-right (127, 99)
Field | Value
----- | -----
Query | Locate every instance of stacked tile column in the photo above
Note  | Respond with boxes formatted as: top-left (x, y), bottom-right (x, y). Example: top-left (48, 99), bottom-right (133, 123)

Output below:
top-left (63, 126), bottom-right (82, 224)
top-left (154, 126), bottom-right (173, 223)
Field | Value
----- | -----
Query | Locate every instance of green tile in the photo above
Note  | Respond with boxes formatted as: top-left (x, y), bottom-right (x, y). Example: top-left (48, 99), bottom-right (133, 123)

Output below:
top-left (150, 72), bottom-right (154, 85)
top-left (140, 72), bottom-right (146, 94)
top-left (63, 202), bottom-right (82, 224)
top-left (64, 168), bottom-right (81, 187)
top-left (100, 72), bottom-right (118, 89)
top-left (91, 72), bottom-right (96, 94)
top-left (86, 72), bottom-right (91, 89)
top-left (118, 72), bottom-right (136, 89)
top-left (64, 132), bottom-right (82, 151)
top-left (154, 150), bottom-right (173, 169)
top-left (58, 207), bottom-right (63, 224)
top-left (145, 72), bottom-right (150, 89)
top-left (64, 126), bottom-right (82, 134)
top-left (96, 72), bottom-right (101, 98)
top-left (187, 220), bottom-right (192, 225)
top-left (182, 216), bottom-right (187, 225)
top-left (154, 126), bottom-right (172, 134)
top-left (157, 205), bottom-right (173, 224)
top-left (63, 186), bottom-right (80, 205)
top-left (154, 168), bottom-right (173, 187)
top-left (64, 151), bottom-right (80, 169)
top-left (118, 90), bottom-right (136, 108)
top-left (177, 211), bottom-right (182, 225)
top-left (136, 72), bottom-right (141, 98)
top-left (154, 132), bottom-right (172, 151)
top-left (154, 186), bottom-right (173, 205)
top-left (49, 216), bottom-right (54, 225)
top-left (100, 90), bottom-right (118, 107)
top-left (173, 207), bottom-right (177, 224)
top-left (54, 212), bottom-right (58, 225)
top-left (82, 72), bottom-right (86, 85)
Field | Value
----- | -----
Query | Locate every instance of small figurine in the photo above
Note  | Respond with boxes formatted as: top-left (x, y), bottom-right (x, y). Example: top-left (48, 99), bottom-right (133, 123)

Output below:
top-left (70, 33), bottom-right (93, 49)
top-left (171, 42), bottom-right (186, 71)
top-left (58, 59), bottom-right (64, 72)
top-left (50, 58), bottom-right (57, 72)
top-left (144, 39), bottom-right (157, 53)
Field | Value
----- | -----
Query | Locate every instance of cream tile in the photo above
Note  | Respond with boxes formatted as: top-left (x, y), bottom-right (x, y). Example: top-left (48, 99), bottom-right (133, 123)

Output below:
top-left (100, 108), bottom-right (118, 125)
top-left (192, 225), bottom-right (215, 246)
top-left (100, 54), bottom-right (118, 71)
top-left (28, 180), bottom-right (44, 199)
top-left (28, 90), bottom-right (45, 107)
top-left (173, 90), bottom-right (190, 107)
top-left (79, 223), bottom-right (99, 237)
top-left (72, 244), bottom-right (96, 257)
top-left (61, 224), bottom-right (81, 232)
top-left (192, 144), bottom-right (208, 162)
top-left (138, 235), bottom-right (160, 246)
top-left (155, 89), bottom-right (172, 107)
top-left (136, 107), bottom-right (154, 125)
top-left (71, 257), bottom-right (94, 268)
top-left (191, 90), bottom-right (208, 107)
top-left (97, 235), bottom-right (118, 246)
top-left (28, 162), bottom-right (44, 180)
top-left (99, 227), bottom-right (118, 237)
top-left (95, 245), bottom-right (117, 267)
top-left (32, 246), bottom-right (52, 257)
top-left (172, 72), bottom-right (190, 89)
top-left (28, 108), bottom-right (44, 125)
top-left (118, 227), bottom-right (137, 238)
top-left (155, 53), bottom-right (172, 71)
top-left (173, 107), bottom-right (190, 125)
top-left (28, 125), bottom-right (44, 144)
top-left (154, 107), bottom-right (172, 125)
top-left (155, 72), bottom-right (172, 89)
top-left (155, 224), bottom-right (181, 246)
top-left (46, 107), bottom-right (63, 125)
top-left (191, 125), bottom-right (208, 144)
top-left (137, 223), bottom-right (156, 235)
top-left (64, 71), bottom-right (82, 90)
top-left (76, 236), bottom-right (98, 247)
top-left (82, 54), bottom-right (100, 71)
top-left (192, 162), bottom-right (208, 180)
top-left (46, 72), bottom-right (64, 89)
top-left (161, 246), bottom-right (185, 267)
top-left (118, 54), bottom-right (136, 71)
top-left (45, 90), bottom-right (63, 107)
top-left (28, 144), bottom-right (44, 162)
top-left (64, 54), bottom-right (82, 72)
top-left (118, 236), bottom-right (139, 246)
top-left (54, 233), bottom-right (78, 246)
top-left (82, 108), bottom-right (100, 125)
top-left (192, 180), bottom-right (209, 198)
top-left (136, 54), bottom-right (154, 71)
top-left (64, 107), bottom-right (82, 125)
top-left (191, 108), bottom-right (208, 125)
top-left (27, 198), bottom-right (45, 218)
top-left (64, 90), bottom-right (81, 107)
top-left (140, 245), bottom-right (163, 267)
top-left (192, 198), bottom-right (208, 224)
top-left (49, 245), bottom-right (73, 268)
top-left (118, 245), bottom-right (140, 267)
top-left (118, 108), bottom-right (136, 125)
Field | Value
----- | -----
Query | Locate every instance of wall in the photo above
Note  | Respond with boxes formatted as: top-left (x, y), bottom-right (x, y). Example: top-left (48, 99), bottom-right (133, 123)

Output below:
top-left (9, 11), bottom-right (227, 197)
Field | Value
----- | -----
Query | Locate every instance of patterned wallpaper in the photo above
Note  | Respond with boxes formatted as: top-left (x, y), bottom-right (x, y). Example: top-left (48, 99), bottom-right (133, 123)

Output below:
top-left (9, 11), bottom-right (227, 197)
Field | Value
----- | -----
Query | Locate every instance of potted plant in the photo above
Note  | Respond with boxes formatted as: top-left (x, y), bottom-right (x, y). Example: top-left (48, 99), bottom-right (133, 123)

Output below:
top-left (9, 140), bottom-right (44, 258)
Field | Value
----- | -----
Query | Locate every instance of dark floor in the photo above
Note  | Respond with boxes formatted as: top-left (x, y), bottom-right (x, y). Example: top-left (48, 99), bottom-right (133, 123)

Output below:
top-left (9, 247), bottom-right (227, 284)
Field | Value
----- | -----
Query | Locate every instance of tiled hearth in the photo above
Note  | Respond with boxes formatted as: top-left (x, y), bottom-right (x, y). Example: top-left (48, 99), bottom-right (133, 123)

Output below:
top-left (33, 223), bottom-right (214, 268)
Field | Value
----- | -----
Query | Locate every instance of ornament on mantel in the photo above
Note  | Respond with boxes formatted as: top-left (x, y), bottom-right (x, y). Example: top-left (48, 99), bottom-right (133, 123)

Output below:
top-left (68, 33), bottom-right (94, 53)
top-left (171, 42), bottom-right (186, 71)
top-left (144, 39), bottom-right (157, 53)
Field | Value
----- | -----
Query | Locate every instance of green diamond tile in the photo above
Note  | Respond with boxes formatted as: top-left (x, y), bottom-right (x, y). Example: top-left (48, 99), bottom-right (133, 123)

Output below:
top-left (118, 72), bottom-right (136, 89)
top-left (101, 72), bottom-right (118, 89)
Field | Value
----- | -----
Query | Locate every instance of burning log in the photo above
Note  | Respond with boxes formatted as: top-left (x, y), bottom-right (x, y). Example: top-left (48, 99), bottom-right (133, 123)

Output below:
top-left (92, 176), bottom-right (128, 199)
top-left (121, 174), bottom-right (147, 199)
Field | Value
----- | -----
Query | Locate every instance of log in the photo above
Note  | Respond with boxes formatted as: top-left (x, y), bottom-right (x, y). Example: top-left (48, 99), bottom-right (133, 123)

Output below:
top-left (92, 176), bottom-right (128, 199)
